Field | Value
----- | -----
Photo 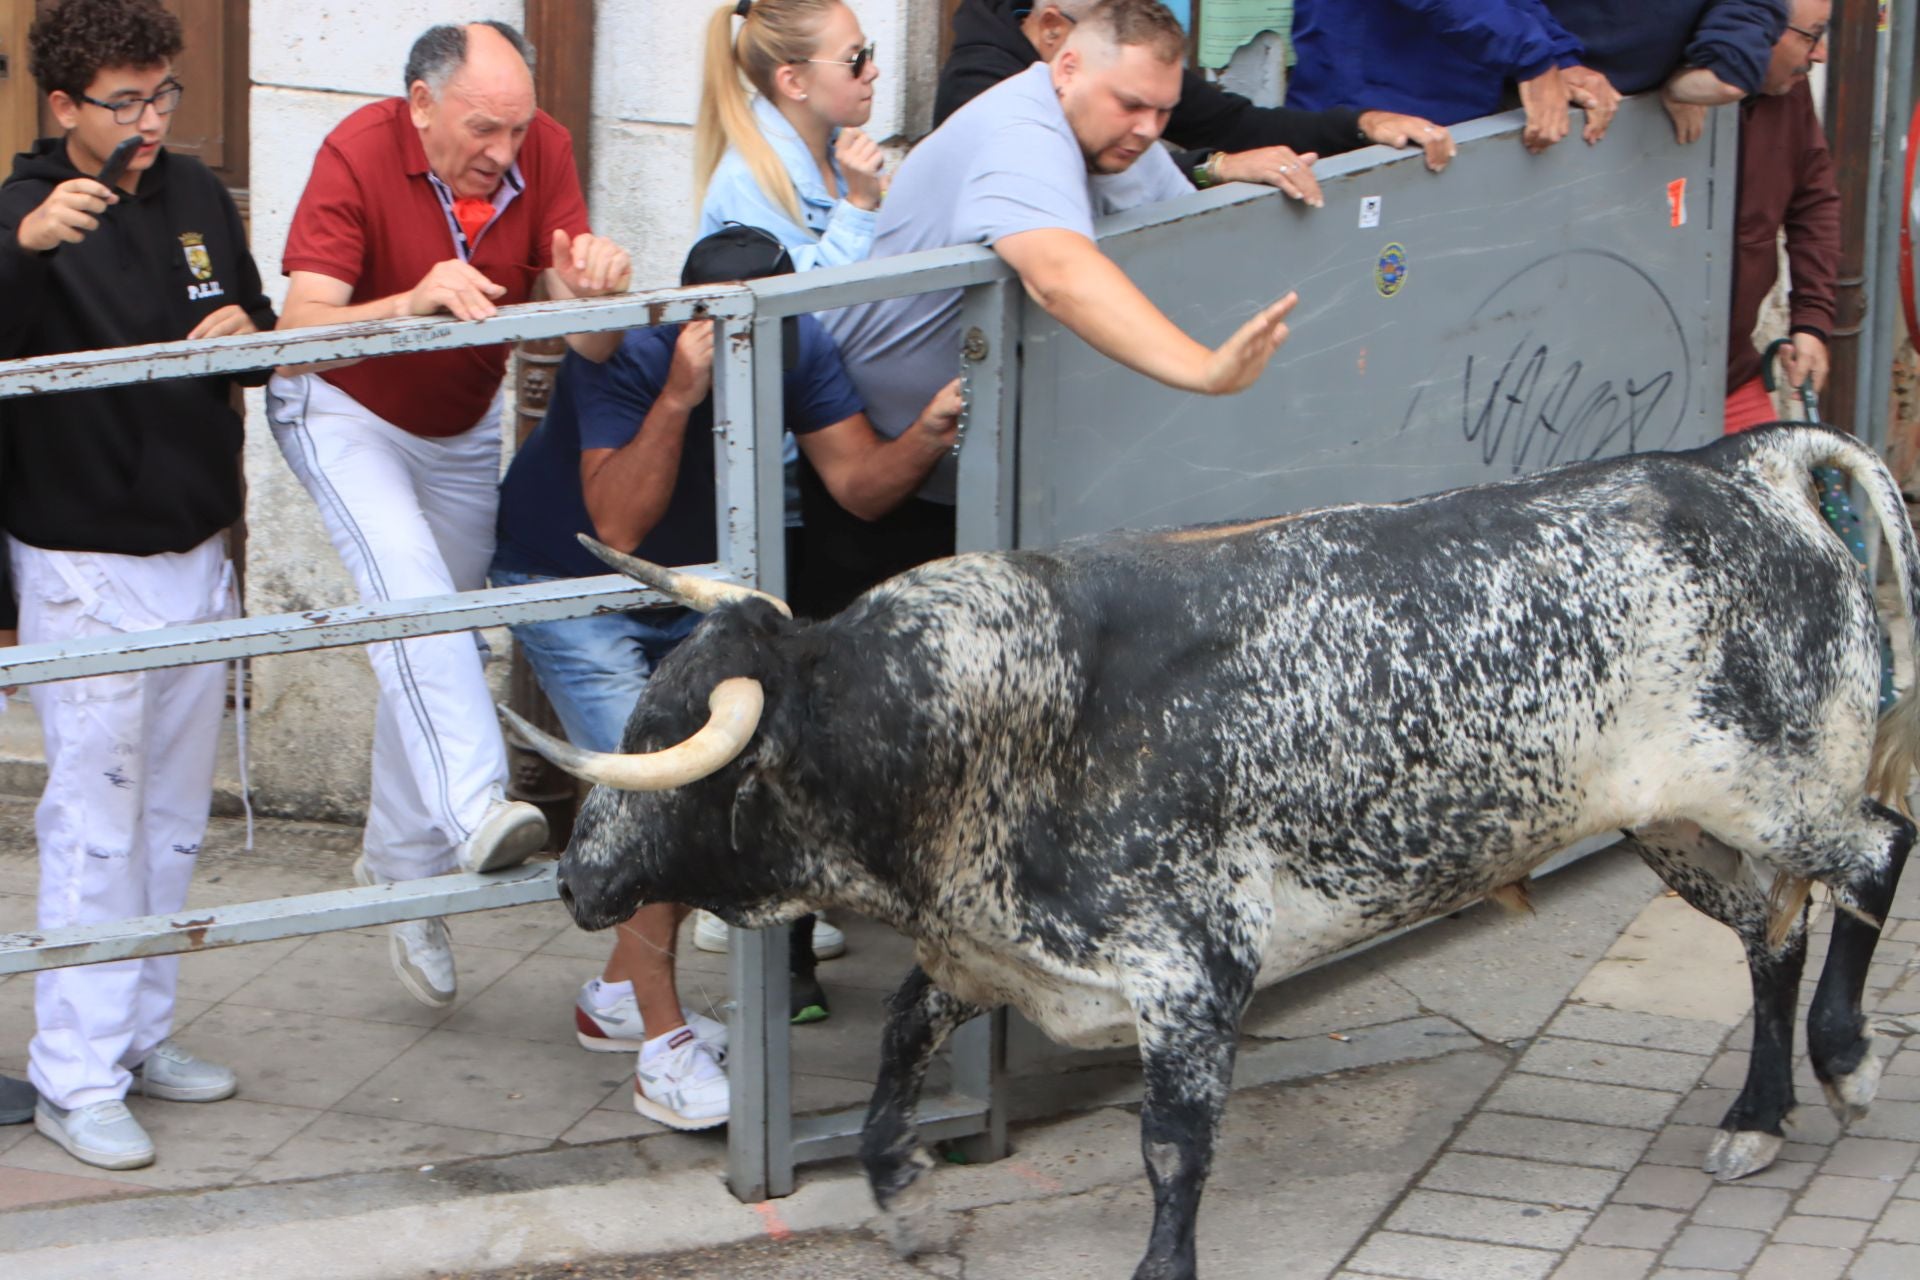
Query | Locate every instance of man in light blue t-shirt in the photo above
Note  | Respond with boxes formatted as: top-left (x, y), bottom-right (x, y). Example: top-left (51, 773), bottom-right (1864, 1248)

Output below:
top-left (816, 0), bottom-right (1297, 610)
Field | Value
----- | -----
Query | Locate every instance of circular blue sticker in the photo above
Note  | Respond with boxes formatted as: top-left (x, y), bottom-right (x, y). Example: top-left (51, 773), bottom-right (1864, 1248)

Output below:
top-left (1376, 243), bottom-right (1408, 297)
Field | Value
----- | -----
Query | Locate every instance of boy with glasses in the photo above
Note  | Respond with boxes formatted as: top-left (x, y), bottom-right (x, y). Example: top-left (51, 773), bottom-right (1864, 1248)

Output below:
top-left (0, 0), bottom-right (274, 1170)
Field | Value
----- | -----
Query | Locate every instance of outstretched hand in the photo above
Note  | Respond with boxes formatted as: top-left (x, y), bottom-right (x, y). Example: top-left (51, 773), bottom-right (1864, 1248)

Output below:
top-left (1200, 292), bottom-right (1298, 396)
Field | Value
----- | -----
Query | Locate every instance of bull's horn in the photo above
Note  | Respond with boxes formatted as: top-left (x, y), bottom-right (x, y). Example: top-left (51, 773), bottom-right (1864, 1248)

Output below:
top-left (498, 677), bottom-right (765, 791)
top-left (579, 535), bottom-right (792, 618)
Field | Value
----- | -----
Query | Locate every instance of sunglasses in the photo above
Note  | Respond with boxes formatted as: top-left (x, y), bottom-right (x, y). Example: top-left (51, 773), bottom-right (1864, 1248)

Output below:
top-left (800, 43), bottom-right (876, 78)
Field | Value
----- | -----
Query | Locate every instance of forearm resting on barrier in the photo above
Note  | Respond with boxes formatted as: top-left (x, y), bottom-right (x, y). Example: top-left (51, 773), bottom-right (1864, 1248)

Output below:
top-left (994, 228), bottom-right (1297, 397)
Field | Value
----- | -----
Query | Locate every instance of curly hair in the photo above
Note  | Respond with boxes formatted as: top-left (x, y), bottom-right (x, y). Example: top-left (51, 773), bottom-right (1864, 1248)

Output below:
top-left (28, 0), bottom-right (184, 101)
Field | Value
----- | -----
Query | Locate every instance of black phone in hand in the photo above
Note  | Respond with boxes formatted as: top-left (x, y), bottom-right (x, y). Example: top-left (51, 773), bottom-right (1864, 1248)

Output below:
top-left (96, 136), bottom-right (142, 191)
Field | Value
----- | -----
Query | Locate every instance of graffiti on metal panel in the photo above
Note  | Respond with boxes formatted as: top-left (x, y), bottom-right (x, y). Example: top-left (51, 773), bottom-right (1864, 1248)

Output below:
top-left (1401, 250), bottom-right (1690, 474)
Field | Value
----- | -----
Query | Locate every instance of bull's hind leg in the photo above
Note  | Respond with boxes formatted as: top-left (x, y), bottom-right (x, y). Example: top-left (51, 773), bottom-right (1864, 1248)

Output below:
top-left (859, 967), bottom-right (982, 1258)
top-left (1805, 799), bottom-right (1912, 1122)
top-left (1625, 823), bottom-right (1807, 1180)
top-left (1125, 953), bottom-right (1256, 1280)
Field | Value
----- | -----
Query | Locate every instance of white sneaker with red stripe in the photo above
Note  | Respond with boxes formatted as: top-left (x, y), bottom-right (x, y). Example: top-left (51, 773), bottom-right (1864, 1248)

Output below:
top-left (633, 1026), bottom-right (729, 1131)
top-left (573, 980), bottom-right (728, 1061)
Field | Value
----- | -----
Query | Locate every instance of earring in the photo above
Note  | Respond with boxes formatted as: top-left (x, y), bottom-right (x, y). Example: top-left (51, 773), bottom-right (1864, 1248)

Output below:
top-left (798, 92), bottom-right (809, 100)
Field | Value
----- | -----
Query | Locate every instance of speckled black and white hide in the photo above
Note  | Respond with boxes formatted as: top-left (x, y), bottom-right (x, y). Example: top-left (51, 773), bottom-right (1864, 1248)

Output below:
top-left (549, 425), bottom-right (1917, 1280)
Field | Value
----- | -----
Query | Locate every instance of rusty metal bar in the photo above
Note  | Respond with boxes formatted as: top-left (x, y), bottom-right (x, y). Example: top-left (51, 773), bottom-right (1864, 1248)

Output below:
top-left (0, 570), bottom-right (746, 688)
top-left (0, 865), bottom-right (559, 975)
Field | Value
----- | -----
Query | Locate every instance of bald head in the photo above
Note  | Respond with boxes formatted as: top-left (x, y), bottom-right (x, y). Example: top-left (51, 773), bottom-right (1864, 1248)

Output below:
top-left (404, 20), bottom-right (536, 98)
top-left (406, 20), bottom-right (539, 199)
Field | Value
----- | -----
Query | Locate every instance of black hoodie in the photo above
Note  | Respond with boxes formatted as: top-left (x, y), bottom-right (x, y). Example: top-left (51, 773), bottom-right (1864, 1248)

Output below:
top-left (935, 0), bottom-right (1369, 175)
top-left (0, 139), bottom-right (274, 622)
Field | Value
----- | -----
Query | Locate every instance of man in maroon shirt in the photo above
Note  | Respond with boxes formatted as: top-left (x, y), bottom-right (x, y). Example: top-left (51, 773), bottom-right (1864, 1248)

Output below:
top-left (267, 21), bottom-right (632, 1007)
top-left (1721, 0), bottom-right (1837, 431)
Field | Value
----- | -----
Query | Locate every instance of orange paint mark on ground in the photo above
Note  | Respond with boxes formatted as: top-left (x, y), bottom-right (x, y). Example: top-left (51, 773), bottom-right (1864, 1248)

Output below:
top-left (751, 1201), bottom-right (793, 1241)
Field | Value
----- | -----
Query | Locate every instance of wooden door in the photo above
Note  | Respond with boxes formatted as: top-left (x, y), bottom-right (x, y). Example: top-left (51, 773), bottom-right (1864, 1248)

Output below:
top-left (22, 0), bottom-right (248, 197)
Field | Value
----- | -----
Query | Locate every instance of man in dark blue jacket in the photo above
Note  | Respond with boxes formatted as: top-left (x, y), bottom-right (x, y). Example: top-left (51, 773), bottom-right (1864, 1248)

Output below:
top-left (1548, 0), bottom-right (1786, 97)
top-left (1287, 0), bottom-right (1623, 153)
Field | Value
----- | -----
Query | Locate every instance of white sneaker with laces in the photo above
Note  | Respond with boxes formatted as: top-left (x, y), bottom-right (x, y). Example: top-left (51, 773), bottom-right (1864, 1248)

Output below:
top-left (691, 911), bottom-right (847, 960)
top-left (354, 856), bottom-right (457, 1007)
top-left (633, 1026), bottom-right (730, 1130)
top-left (574, 982), bottom-right (729, 1061)
top-left (456, 798), bottom-right (548, 874)
top-left (131, 1040), bottom-right (237, 1102)
top-left (35, 1098), bottom-right (155, 1170)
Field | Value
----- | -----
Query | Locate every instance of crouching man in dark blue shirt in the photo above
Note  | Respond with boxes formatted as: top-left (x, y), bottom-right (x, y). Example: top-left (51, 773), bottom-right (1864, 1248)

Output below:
top-left (488, 225), bottom-right (960, 1131)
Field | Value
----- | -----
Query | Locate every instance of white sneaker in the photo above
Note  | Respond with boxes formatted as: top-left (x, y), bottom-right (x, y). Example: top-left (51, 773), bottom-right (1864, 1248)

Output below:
top-left (130, 1040), bottom-right (236, 1103)
top-left (573, 981), bottom-right (729, 1061)
top-left (355, 855), bottom-right (458, 1007)
top-left (35, 1099), bottom-right (155, 1170)
top-left (633, 1027), bottom-right (730, 1131)
top-left (456, 799), bottom-right (548, 874)
top-left (691, 911), bottom-right (847, 960)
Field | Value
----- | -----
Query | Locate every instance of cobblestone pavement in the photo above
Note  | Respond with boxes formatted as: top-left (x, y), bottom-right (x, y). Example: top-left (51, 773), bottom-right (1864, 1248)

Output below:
top-left (1323, 888), bottom-right (1920, 1280)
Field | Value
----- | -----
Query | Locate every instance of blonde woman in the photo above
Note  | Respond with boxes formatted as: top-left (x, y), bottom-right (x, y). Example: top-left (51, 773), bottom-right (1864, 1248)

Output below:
top-left (696, 0), bottom-right (884, 268)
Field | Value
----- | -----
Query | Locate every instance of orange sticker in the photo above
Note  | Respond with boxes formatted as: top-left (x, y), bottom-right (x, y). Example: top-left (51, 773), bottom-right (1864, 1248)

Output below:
top-left (1667, 178), bottom-right (1687, 228)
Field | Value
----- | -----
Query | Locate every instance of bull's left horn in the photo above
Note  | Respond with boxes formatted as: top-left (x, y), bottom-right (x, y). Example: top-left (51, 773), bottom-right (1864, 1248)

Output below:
top-left (499, 677), bottom-right (765, 791)
top-left (579, 536), bottom-right (792, 618)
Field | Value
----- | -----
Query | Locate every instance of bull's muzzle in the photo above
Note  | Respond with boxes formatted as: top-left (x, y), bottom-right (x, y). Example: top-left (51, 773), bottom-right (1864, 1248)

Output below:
top-left (501, 677), bottom-right (764, 791)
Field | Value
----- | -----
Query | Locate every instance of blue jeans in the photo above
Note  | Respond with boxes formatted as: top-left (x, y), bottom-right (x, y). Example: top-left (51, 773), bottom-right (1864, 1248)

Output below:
top-left (489, 568), bottom-right (700, 754)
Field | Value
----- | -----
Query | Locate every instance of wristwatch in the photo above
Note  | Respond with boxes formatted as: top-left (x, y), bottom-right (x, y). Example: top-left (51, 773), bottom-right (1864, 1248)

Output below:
top-left (1191, 152), bottom-right (1227, 189)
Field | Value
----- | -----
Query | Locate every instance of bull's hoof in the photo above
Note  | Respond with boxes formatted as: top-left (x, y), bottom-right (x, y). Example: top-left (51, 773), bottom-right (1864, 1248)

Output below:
top-left (1702, 1129), bottom-right (1782, 1181)
top-left (877, 1165), bottom-right (953, 1259)
top-left (1820, 1034), bottom-right (1885, 1124)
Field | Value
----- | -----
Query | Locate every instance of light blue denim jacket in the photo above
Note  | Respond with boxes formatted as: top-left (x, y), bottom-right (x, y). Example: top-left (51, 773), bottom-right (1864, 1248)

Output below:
top-left (698, 96), bottom-right (877, 270)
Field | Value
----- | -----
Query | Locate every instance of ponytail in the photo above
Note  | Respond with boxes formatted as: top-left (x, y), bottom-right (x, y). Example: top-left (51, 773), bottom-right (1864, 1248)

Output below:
top-left (693, 0), bottom-right (843, 226)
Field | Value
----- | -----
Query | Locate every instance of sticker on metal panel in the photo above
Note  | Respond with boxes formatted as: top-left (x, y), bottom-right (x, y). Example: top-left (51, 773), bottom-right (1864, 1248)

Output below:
top-left (1667, 178), bottom-right (1688, 228)
top-left (1375, 243), bottom-right (1408, 297)
top-left (1359, 195), bottom-right (1382, 229)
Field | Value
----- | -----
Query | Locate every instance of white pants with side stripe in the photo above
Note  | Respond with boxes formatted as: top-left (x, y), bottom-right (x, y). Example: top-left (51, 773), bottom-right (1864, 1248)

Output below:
top-left (12, 534), bottom-right (231, 1110)
top-left (266, 372), bottom-right (508, 883)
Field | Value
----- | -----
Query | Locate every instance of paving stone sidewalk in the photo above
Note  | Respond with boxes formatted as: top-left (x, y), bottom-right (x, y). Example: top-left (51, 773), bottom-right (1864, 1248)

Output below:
top-left (1328, 877), bottom-right (1920, 1280)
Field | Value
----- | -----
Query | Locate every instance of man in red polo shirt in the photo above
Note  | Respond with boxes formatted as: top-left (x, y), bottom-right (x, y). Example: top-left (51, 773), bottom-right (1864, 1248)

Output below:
top-left (267, 20), bottom-right (631, 1007)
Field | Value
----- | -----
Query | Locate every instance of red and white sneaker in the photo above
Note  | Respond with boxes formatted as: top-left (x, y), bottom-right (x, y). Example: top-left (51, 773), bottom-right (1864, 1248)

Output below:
top-left (573, 981), bottom-right (728, 1062)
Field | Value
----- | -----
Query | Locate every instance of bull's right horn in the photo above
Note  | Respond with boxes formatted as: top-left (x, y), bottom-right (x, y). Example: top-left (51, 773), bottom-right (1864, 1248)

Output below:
top-left (499, 677), bottom-right (765, 791)
top-left (579, 535), bottom-right (792, 618)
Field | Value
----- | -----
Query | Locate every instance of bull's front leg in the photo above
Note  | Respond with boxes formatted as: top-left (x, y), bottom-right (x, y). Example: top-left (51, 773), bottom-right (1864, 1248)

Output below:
top-left (1128, 957), bottom-right (1255, 1280)
top-left (859, 966), bottom-right (982, 1258)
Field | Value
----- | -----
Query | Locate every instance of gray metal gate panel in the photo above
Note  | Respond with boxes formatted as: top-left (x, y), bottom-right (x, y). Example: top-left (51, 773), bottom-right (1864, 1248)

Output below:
top-left (1016, 97), bottom-right (1735, 545)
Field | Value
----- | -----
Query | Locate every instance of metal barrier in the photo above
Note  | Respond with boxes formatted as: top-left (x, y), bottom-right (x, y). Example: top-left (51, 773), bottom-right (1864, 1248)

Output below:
top-left (0, 95), bottom-right (1739, 1203)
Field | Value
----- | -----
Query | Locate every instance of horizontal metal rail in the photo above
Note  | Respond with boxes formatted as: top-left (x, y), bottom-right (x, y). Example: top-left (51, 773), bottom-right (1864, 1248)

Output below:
top-left (0, 569), bottom-right (747, 688)
top-left (0, 288), bottom-right (752, 401)
top-left (0, 864), bottom-right (558, 974)
top-left (0, 242), bottom-right (1020, 401)
top-left (793, 1093), bottom-right (990, 1162)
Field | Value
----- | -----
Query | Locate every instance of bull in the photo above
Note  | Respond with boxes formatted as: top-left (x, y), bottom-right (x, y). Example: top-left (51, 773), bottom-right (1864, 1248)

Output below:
top-left (508, 425), bottom-right (1917, 1280)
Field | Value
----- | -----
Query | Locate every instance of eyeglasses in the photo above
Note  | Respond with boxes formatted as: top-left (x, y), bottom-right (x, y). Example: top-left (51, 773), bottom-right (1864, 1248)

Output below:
top-left (1786, 23), bottom-right (1829, 50)
top-left (76, 81), bottom-right (184, 125)
top-left (801, 43), bottom-right (876, 78)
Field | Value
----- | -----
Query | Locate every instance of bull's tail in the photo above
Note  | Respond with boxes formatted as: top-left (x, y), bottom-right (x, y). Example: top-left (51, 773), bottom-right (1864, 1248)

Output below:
top-left (1748, 428), bottom-right (1920, 944)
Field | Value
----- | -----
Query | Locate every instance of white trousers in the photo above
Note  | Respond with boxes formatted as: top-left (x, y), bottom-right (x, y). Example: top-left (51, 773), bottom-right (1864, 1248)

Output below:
top-left (266, 373), bottom-right (507, 881)
top-left (13, 535), bottom-right (232, 1109)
